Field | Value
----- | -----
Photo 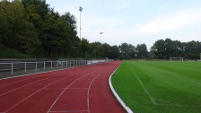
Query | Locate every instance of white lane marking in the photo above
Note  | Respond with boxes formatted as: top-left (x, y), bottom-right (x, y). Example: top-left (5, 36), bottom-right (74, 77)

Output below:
top-left (87, 74), bottom-right (101, 113)
top-left (128, 63), bottom-right (157, 105)
top-left (0, 73), bottom-right (53, 88)
top-left (0, 67), bottom-right (94, 95)
top-left (49, 110), bottom-right (88, 112)
top-left (5, 74), bottom-right (75, 112)
top-left (0, 75), bottom-right (57, 96)
top-left (47, 66), bottom-right (105, 113)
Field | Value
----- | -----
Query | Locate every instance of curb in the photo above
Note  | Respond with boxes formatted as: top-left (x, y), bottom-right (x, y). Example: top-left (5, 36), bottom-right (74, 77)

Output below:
top-left (108, 68), bottom-right (134, 113)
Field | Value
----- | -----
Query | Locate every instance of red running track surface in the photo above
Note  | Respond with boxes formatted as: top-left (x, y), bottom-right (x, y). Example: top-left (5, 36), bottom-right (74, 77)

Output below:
top-left (0, 61), bottom-right (125, 113)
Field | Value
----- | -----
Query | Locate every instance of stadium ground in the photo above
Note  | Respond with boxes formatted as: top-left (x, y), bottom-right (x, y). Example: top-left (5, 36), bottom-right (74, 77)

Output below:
top-left (112, 61), bottom-right (201, 113)
top-left (0, 61), bottom-right (125, 113)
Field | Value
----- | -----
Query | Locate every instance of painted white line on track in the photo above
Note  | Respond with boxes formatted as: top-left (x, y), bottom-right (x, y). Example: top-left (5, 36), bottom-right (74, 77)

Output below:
top-left (87, 74), bottom-right (101, 113)
top-left (0, 67), bottom-right (75, 88)
top-left (0, 66), bottom-right (70, 80)
top-left (0, 75), bottom-right (57, 96)
top-left (128, 63), bottom-right (157, 105)
top-left (4, 74), bottom-right (75, 112)
top-left (0, 73), bottom-right (52, 88)
top-left (47, 66), bottom-right (105, 113)
top-left (109, 66), bottom-right (134, 113)
top-left (0, 66), bottom-right (95, 95)
top-left (49, 110), bottom-right (88, 112)
top-left (44, 88), bottom-right (65, 90)
top-left (66, 88), bottom-right (88, 89)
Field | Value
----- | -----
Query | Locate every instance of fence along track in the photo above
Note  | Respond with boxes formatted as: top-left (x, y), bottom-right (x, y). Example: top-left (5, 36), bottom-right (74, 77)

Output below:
top-left (0, 60), bottom-right (108, 79)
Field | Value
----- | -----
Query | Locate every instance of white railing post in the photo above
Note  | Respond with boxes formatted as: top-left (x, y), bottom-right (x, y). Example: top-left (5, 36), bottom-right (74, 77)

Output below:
top-left (44, 62), bottom-right (46, 71)
top-left (51, 61), bottom-right (53, 70)
top-left (36, 62), bottom-right (37, 72)
top-left (0, 60), bottom-right (92, 77)
top-left (11, 63), bottom-right (14, 75)
top-left (25, 63), bottom-right (27, 73)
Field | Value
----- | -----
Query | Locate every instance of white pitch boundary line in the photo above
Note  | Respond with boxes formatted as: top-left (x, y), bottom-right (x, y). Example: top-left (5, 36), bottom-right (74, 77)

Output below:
top-left (156, 103), bottom-right (197, 107)
top-left (128, 63), bottom-right (157, 105)
top-left (127, 63), bottom-right (199, 107)
top-left (109, 66), bottom-right (134, 113)
top-left (154, 98), bottom-right (199, 107)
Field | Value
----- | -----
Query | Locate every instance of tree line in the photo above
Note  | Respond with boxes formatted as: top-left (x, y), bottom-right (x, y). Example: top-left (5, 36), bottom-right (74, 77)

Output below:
top-left (0, 0), bottom-right (80, 58)
top-left (151, 38), bottom-right (201, 59)
top-left (0, 0), bottom-right (200, 60)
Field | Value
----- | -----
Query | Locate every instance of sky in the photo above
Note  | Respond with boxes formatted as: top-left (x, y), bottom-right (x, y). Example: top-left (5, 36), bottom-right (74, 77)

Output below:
top-left (46, 0), bottom-right (201, 50)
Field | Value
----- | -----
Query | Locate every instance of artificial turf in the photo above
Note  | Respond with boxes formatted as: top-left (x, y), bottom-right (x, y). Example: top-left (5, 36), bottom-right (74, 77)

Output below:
top-left (112, 61), bottom-right (201, 113)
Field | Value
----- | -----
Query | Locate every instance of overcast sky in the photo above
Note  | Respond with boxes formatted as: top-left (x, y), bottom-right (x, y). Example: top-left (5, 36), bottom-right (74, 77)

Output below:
top-left (46, 0), bottom-right (201, 50)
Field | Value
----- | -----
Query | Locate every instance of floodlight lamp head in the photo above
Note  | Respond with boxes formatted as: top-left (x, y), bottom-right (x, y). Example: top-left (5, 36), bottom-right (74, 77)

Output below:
top-left (79, 7), bottom-right (83, 12)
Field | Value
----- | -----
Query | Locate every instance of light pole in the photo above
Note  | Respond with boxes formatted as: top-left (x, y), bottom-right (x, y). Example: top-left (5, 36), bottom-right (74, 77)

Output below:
top-left (100, 32), bottom-right (103, 43)
top-left (79, 7), bottom-right (83, 39)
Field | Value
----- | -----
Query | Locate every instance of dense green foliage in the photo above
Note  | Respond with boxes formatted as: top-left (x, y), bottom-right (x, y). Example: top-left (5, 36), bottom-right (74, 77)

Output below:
top-left (151, 38), bottom-right (201, 59)
top-left (112, 61), bottom-right (201, 113)
top-left (0, 0), bottom-right (79, 58)
top-left (0, 0), bottom-right (200, 59)
top-left (0, 0), bottom-right (149, 59)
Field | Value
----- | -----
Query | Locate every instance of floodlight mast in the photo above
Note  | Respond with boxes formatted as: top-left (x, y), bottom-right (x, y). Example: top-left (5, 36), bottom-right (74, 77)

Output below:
top-left (100, 32), bottom-right (103, 43)
top-left (79, 7), bottom-right (83, 39)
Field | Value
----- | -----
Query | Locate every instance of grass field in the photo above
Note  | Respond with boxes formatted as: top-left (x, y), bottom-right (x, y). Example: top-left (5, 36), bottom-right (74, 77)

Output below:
top-left (112, 61), bottom-right (201, 113)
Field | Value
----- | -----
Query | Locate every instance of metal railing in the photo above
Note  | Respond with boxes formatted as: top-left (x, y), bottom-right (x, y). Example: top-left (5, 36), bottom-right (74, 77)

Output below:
top-left (0, 60), bottom-right (89, 79)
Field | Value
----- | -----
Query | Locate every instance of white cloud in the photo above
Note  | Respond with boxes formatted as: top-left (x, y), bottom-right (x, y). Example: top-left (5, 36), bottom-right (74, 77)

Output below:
top-left (137, 8), bottom-right (201, 35)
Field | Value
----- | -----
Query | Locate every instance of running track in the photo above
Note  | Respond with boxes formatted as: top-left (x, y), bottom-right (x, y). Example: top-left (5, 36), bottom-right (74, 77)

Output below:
top-left (0, 61), bottom-right (125, 113)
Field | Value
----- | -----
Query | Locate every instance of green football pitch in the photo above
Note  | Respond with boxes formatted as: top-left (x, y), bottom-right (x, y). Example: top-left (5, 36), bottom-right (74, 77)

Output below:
top-left (112, 61), bottom-right (201, 113)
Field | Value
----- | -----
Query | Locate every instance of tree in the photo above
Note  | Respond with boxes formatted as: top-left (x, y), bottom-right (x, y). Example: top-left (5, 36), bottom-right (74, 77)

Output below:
top-left (89, 42), bottom-right (104, 58)
top-left (151, 39), bottom-right (165, 59)
top-left (119, 43), bottom-right (136, 59)
top-left (184, 41), bottom-right (201, 59)
top-left (61, 12), bottom-right (80, 57)
top-left (128, 44), bottom-right (136, 58)
top-left (80, 38), bottom-right (90, 58)
top-left (21, 0), bottom-right (79, 58)
top-left (0, 0), bottom-right (39, 54)
top-left (0, 3), bottom-right (9, 47)
top-left (102, 43), bottom-right (111, 58)
top-left (136, 43), bottom-right (148, 58)
top-left (109, 45), bottom-right (120, 59)
top-left (119, 43), bottom-right (129, 59)
top-left (151, 38), bottom-right (201, 59)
